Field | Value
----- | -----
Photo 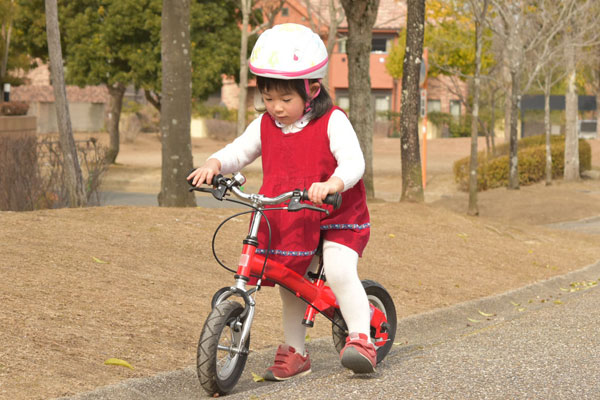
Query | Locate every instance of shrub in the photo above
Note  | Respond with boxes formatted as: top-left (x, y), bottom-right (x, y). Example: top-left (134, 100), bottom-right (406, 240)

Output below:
top-left (204, 118), bottom-right (237, 141)
top-left (0, 133), bottom-right (40, 211)
top-left (193, 102), bottom-right (237, 122)
top-left (454, 135), bottom-right (592, 191)
top-left (0, 101), bottom-right (29, 116)
top-left (37, 137), bottom-right (110, 207)
top-left (428, 111), bottom-right (474, 138)
top-left (0, 135), bottom-right (110, 211)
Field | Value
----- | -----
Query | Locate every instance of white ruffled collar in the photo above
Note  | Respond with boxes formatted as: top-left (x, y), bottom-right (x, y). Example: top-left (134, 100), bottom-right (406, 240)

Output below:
top-left (273, 112), bottom-right (313, 134)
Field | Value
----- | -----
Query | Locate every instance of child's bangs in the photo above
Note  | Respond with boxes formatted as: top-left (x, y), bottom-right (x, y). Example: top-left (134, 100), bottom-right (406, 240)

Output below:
top-left (257, 77), bottom-right (303, 97)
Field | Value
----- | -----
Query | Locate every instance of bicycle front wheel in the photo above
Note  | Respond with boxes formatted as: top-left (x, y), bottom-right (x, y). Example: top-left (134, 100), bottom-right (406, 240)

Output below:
top-left (197, 300), bottom-right (250, 395)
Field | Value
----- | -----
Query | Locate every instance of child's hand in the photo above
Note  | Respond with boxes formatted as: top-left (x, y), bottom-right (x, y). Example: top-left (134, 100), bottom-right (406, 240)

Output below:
top-left (187, 158), bottom-right (222, 187)
top-left (308, 177), bottom-right (344, 205)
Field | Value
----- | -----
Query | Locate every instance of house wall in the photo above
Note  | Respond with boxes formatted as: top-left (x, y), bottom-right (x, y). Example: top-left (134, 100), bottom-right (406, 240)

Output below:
top-left (0, 115), bottom-right (37, 136)
top-left (29, 102), bottom-right (106, 134)
top-left (218, 0), bottom-right (467, 138)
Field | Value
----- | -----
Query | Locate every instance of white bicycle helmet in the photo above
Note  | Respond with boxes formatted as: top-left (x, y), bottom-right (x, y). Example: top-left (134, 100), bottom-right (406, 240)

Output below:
top-left (249, 23), bottom-right (328, 79)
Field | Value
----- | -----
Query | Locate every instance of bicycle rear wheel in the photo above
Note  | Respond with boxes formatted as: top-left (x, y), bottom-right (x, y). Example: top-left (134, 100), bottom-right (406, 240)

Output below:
top-left (332, 279), bottom-right (397, 363)
top-left (197, 300), bottom-right (250, 395)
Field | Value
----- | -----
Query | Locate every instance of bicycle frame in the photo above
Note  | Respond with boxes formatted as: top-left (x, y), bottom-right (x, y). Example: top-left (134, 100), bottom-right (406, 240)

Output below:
top-left (215, 204), bottom-right (390, 353)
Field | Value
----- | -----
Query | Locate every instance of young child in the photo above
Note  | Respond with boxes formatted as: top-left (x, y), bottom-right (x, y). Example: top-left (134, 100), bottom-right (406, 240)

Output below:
top-left (187, 23), bottom-right (375, 379)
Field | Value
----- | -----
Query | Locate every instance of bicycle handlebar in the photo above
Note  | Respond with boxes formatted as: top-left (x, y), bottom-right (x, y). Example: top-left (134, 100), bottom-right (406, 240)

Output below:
top-left (186, 170), bottom-right (342, 210)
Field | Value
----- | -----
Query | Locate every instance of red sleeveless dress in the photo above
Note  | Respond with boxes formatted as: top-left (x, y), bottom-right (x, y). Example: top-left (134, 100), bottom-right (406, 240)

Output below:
top-left (256, 106), bottom-right (370, 278)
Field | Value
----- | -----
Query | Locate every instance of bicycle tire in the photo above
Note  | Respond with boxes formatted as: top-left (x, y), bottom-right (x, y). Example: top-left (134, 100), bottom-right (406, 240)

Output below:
top-left (197, 300), bottom-right (250, 395)
top-left (332, 279), bottom-right (397, 363)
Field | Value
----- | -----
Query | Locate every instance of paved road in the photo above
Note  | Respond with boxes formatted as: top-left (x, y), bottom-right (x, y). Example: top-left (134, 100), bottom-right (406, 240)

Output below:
top-left (62, 257), bottom-right (600, 400)
top-left (67, 194), bottom-right (600, 399)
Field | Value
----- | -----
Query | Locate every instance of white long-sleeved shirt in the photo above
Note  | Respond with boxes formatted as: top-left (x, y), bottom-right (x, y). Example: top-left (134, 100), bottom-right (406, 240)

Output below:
top-left (209, 110), bottom-right (365, 191)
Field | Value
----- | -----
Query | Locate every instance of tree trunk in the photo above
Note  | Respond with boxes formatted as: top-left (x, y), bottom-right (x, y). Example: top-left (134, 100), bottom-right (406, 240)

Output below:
top-left (596, 49), bottom-right (600, 139)
top-left (1, 18), bottom-right (12, 80)
top-left (468, 11), bottom-right (485, 216)
top-left (340, 0), bottom-right (379, 200)
top-left (398, 0), bottom-right (424, 202)
top-left (544, 83), bottom-right (552, 186)
top-left (597, 90), bottom-right (600, 140)
top-left (45, 0), bottom-right (86, 207)
top-left (105, 83), bottom-right (126, 164)
top-left (508, 68), bottom-right (520, 190)
top-left (490, 89), bottom-right (496, 155)
top-left (564, 38), bottom-right (579, 181)
top-left (503, 51), bottom-right (512, 143)
top-left (158, 0), bottom-right (195, 207)
top-left (322, 0), bottom-right (343, 91)
top-left (236, 0), bottom-right (251, 136)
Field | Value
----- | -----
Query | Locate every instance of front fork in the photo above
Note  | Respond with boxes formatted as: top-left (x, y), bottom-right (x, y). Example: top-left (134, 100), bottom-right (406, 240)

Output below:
top-left (212, 279), bottom-right (256, 356)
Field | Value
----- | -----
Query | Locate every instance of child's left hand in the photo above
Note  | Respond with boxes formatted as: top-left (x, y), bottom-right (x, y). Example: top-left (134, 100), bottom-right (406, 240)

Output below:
top-left (308, 177), bottom-right (344, 205)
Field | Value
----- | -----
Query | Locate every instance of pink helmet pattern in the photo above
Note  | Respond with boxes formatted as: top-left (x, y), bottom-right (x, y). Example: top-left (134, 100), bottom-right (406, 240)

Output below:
top-left (249, 23), bottom-right (328, 80)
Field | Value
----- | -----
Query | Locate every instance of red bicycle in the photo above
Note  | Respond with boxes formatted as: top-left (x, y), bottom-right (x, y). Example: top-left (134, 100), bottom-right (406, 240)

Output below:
top-left (189, 172), bottom-right (397, 395)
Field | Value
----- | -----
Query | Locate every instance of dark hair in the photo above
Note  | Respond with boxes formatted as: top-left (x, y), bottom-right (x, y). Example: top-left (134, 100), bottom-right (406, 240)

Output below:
top-left (256, 76), bottom-right (333, 119)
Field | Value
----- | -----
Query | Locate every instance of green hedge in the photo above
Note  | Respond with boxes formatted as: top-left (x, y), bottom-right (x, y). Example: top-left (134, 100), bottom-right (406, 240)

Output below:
top-left (454, 135), bottom-right (592, 191)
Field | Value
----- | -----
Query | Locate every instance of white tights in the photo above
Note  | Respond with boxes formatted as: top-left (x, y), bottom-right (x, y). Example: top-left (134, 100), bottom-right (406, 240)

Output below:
top-left (279, 240), bottom-right (371, 355)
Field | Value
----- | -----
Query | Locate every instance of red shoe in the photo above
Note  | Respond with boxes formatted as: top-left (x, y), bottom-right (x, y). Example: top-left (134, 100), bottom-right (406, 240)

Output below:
top-left (263, 344), bottom-right (311, 381)
top-left (340, 332), bottom-right (377, 373)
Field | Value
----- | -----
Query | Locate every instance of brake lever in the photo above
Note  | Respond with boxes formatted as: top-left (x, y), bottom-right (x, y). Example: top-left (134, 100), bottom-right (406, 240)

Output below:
top-left (188, 183), bottom-right (228, 200)
top-left (189, 187), bottom-right (213, 194)
top-left (288, 193), bottom-right (329, 215)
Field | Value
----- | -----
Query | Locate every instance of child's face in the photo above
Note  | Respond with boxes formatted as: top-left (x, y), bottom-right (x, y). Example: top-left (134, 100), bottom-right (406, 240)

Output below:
top-left (261, 87), bottom-right (305, 126)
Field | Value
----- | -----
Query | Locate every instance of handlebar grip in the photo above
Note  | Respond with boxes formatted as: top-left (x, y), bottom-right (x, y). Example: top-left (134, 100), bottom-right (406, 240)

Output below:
top-left (186, 168), bottom-right (198, 186)
top-left (301, 190), bottom-right (342, 210)
top-left (186, 168), bottom-right (222, 187)
top-left (324, 192), bottom-right (342, 210)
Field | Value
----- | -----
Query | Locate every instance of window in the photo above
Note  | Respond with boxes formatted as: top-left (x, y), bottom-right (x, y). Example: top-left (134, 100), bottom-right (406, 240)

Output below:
top-left (450, 100), bottom-right (461, 118)
top-left (428, 99), bottom-right (441, 114)
top-left (337, 96), bottom-right (349, 110)
top-left (281, 7), bottom-right (289, 16)
top-left (372, 38), bottom-right (388, 53)
top-left (339, 38), bottom-right (347, 54)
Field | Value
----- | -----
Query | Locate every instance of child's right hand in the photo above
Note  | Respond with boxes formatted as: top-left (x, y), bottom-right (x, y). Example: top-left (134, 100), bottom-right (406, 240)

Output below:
top-left (187, 158), bottom-right (222, 187)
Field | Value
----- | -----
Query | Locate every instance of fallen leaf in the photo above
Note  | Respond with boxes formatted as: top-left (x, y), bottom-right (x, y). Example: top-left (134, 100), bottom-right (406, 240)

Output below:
top-left (457, 233), bottom-right (468, 240)
top-left (554, 300), bottom-right (563, 305)
top-left (305, 334), bottom-right (311, 342)
top-left (467, 318), bottom-right (481, 323)
top-left (251, 372), bottom-right (265, 382)
top-left (510, 301), bottom-right (520, 307)
top-left (560, 288), bottom-right (570, 292)
top-left (389, 233), bottom-right (396, 238)
top-left (478, 310), bottom-right (494, 317)
top-left (104, 358), bottom-right (133, 369)
top-left (92, 256), bottom-right (109, 264)
top-left (517, 308), bottom-right (525, 312)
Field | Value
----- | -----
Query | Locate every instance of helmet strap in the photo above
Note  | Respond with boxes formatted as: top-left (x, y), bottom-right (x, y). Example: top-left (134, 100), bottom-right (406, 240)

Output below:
top-left (304, 79), bottom-right (322, 113)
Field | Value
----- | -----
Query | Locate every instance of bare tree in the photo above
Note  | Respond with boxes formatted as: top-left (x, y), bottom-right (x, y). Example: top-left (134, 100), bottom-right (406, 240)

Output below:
top-left (533, 55), bottom-right (567, 186)
top-left (561, 0), bottom-right (600, 181)
top-left (397, 0), bottom-right (424, 202)
top-left (466, 0), bottom-right (489, 216)
top-left (527, 2), bottom-right (575, 187)
top-left (595, 47), bottom-right (600, 140)
top-left (0, 0), bottom-right (15, 83)
top-left (340, 0), bottom-right (379, 200)
top-left (303, 0), bottom-right (346, 91)
top-left (45, 0), bottom-right (86, 207)
top-left (489, 0), bottom-right (572, 189)
top-left (236, 0), bottom-right (286, 136)
top-left (158, 0), bottom-right (195, 207)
